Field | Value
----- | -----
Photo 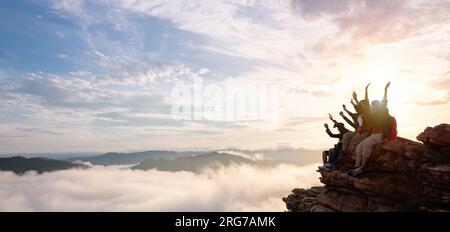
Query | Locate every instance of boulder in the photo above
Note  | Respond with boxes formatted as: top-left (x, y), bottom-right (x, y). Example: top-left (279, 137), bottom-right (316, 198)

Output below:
top-left (417, 124), bottom-right (450, 148)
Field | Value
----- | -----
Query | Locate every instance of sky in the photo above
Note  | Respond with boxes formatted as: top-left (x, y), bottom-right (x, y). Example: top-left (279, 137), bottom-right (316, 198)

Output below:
top-left (0, 0), bottom-right (449, 154)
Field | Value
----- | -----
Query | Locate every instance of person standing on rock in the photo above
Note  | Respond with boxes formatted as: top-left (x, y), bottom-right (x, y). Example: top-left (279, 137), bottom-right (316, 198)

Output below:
top-left (319, 114), bottom-right (349, 171)
top-left (351, 82), bottom-right (397, 176)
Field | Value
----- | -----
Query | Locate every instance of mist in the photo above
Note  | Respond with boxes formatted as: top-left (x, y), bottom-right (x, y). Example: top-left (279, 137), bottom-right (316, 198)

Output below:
top-left (0, 163), bottom-right (320, 211)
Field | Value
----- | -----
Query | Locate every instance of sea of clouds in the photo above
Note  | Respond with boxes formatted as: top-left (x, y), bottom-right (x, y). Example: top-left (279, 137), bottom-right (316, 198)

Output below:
top-left (0, 163), bottom-right (320, 212)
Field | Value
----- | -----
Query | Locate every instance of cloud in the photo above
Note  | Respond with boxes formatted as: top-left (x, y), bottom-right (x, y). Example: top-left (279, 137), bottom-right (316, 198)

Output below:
top-left (0, 163), bottom-right (320, 211)
top-left (415, 97), bottom-right (450, 106)
top-left (415, 81), bottom-right (450, 106)
top-left (311, 90), bottom-right (334, 98)
top-left (52, 0), bottom-right (85, 17)
top-left (15, 128), bottom-right (64, 136)
top-left (2, 0), bottom-right (449, 152)
top-left (285, 116), bottom-right (326, 127)
top-left (287, 87), bottom-right (308, 94)
top-left (291, 0), bottom-right (352, 19)
top-left (291, 0), bottom-right (450, 62)
top-left (94, 112), bottom-right (184, 127)
top-left (429, 78), bottom-right (450, 90)
top-left (4, 73), bottom-right (171, 113)
top-left (58, 54), bottom-right (68, 59)
top-left (415, 100), bottom-right (449, 106)
top-left (50, 0), bottom-right (311, 67)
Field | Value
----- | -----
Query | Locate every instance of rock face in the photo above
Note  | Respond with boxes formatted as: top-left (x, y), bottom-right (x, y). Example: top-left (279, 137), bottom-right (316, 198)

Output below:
top-left (283, 124), bottom-right (450, 212)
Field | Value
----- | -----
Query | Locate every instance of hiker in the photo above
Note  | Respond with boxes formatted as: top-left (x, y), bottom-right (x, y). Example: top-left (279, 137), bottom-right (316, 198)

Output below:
top-left (340, 104), bottom-right (358, 130)
top-left (341, 85), bottom-right (372, 154)
top-left (350, 82), bottom-right (397, 176)
top-left (319, 114), bottom-right (349, 171)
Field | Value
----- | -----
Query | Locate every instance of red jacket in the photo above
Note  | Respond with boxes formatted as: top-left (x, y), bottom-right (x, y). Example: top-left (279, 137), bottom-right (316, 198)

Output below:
top-left (388, 117), bottom-right (398, 141)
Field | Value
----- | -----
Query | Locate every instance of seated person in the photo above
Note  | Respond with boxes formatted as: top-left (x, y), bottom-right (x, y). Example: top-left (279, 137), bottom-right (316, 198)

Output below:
top-left (319, 114), bottom-right (349, 171)
top-left (340, 104), bottom-right (359, 130)
top-left (341, 84), bottom-right (373, 154)
top-left (351, 82), bottom-right (397, 176)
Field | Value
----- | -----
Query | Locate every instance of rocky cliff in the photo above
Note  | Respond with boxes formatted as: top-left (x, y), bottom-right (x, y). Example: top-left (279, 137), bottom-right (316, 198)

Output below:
top-left (283, 124), bottom-right (450, 212)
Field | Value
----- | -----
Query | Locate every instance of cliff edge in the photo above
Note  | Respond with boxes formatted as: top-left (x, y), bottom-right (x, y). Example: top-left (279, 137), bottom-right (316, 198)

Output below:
top-left (283, 124), bottom-right (450, 212)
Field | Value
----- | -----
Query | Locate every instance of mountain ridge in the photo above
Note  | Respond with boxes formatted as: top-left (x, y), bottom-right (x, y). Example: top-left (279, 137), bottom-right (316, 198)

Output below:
top-left (66, 148), bottom-right (321, 166)
top-left (0, 156), bottom-right (89, 175)
top-left (131, 152), bottom-right (303, 172)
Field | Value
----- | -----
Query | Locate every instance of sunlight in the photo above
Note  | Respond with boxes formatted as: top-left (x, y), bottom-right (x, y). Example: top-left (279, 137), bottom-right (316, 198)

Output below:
top-left (339, 53), bottom-right (415, 124)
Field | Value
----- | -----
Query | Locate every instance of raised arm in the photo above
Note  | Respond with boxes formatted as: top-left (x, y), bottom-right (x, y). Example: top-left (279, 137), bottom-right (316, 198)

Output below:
top-left (352, 91), bottom-right (359, 103)
top-left (340, 111), bottom-right (357, 130)
top-left (328, 113), bottom-right (337, 124)
top-left (365, 82), bottom-right (371, 102)
top-left (343, 104), bottom-right (358, 121)
top-left (363, 83), bottom-right (371, 112)
top-left (324, 123), bottom-right (341, 139)
top-left (350, 99), bottom-right (358, 111)
top-left (382, 81), bottom-right (391, 107)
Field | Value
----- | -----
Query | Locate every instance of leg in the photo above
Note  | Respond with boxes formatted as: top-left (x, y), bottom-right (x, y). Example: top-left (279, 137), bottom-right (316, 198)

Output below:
top-left (331, 142), bottom-right (342, 163)
top-left (322, 151), bottom-right (329, 165)
top-left (361, 153), bottom-right (370, 168)
top-left (342, 132), bottom-right (355, 153)
top-left (355, 139), bottom-right (366, 167)
top-left (360, 134), bottom-right (383, 168)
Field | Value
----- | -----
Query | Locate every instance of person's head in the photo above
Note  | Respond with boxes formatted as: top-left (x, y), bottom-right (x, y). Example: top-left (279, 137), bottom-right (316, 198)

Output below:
top-left (371, 100), bottom-right (382, 114)
top-left (334, 122), bottom-right (346, 133)
top-left (354, 100), bottom-right (366, 114)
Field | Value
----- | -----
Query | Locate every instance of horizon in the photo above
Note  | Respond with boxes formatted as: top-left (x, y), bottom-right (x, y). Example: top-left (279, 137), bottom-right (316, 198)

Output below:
top-left (0, 145), bottom-right (324, 158)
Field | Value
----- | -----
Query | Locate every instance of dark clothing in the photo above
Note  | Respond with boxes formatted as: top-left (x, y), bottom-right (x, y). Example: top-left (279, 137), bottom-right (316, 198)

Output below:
top-left (330, 142), bottom-right (342, 163)
top-left (323, 123), bottom-right (349, 165)
top-left (344, 109), bottom-right (359, 127)
top-left (341, 114), bottom-right (357, 130)
top-left (324, 127), bottom-right (347, 165)
top-left (325, 128), bottom-right (348, 142)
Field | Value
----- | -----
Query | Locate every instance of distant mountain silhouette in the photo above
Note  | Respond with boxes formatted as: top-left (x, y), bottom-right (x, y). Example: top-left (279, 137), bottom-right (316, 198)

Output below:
top-left (221, 147), bottom-right (321, 164)
top-left (67, 150), bottom-right (197, 166)
top-left (132, 152), bottom-right (297, 172)
top-left (68, 148), bottom-right (321, 166)
top-left (0, 156), bottom-right (88, 175)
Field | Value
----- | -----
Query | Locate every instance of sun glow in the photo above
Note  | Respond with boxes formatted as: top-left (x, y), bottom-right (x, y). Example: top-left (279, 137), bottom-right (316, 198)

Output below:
top-left (339, 53), bottom-right (414, 123)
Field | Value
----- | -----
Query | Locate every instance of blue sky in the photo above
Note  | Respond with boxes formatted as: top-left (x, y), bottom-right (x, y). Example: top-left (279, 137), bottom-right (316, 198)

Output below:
top-left (0, 0), bottom-right (252, 77)
top-left (0, 0), bottom-right (449, 154)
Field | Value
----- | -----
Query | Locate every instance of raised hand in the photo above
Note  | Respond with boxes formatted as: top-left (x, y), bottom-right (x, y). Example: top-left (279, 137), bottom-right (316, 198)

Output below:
top-left (328, 113), bottom-right (334, 121)
top-left (339, 111), bottom-right (344, 116)
top-left (324, 123), bottom-right (329, 129)
top-left (385, 81), bottom-right (391, 90)
top-left (352, 91), bottom-right (358, 101)
top-left (342, 104), bottom-right (347, 110)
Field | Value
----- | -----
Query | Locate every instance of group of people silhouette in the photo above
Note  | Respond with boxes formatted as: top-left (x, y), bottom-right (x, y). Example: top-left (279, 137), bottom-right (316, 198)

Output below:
top-left (319, 82), bottom-right (398, 176)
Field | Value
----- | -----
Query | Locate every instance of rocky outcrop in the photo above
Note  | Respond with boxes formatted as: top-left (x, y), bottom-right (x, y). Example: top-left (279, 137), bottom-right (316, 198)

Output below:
top-left (417, 124), bottom-right (450, 211)
top-left (283, 124), bottom-right (450, 212)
